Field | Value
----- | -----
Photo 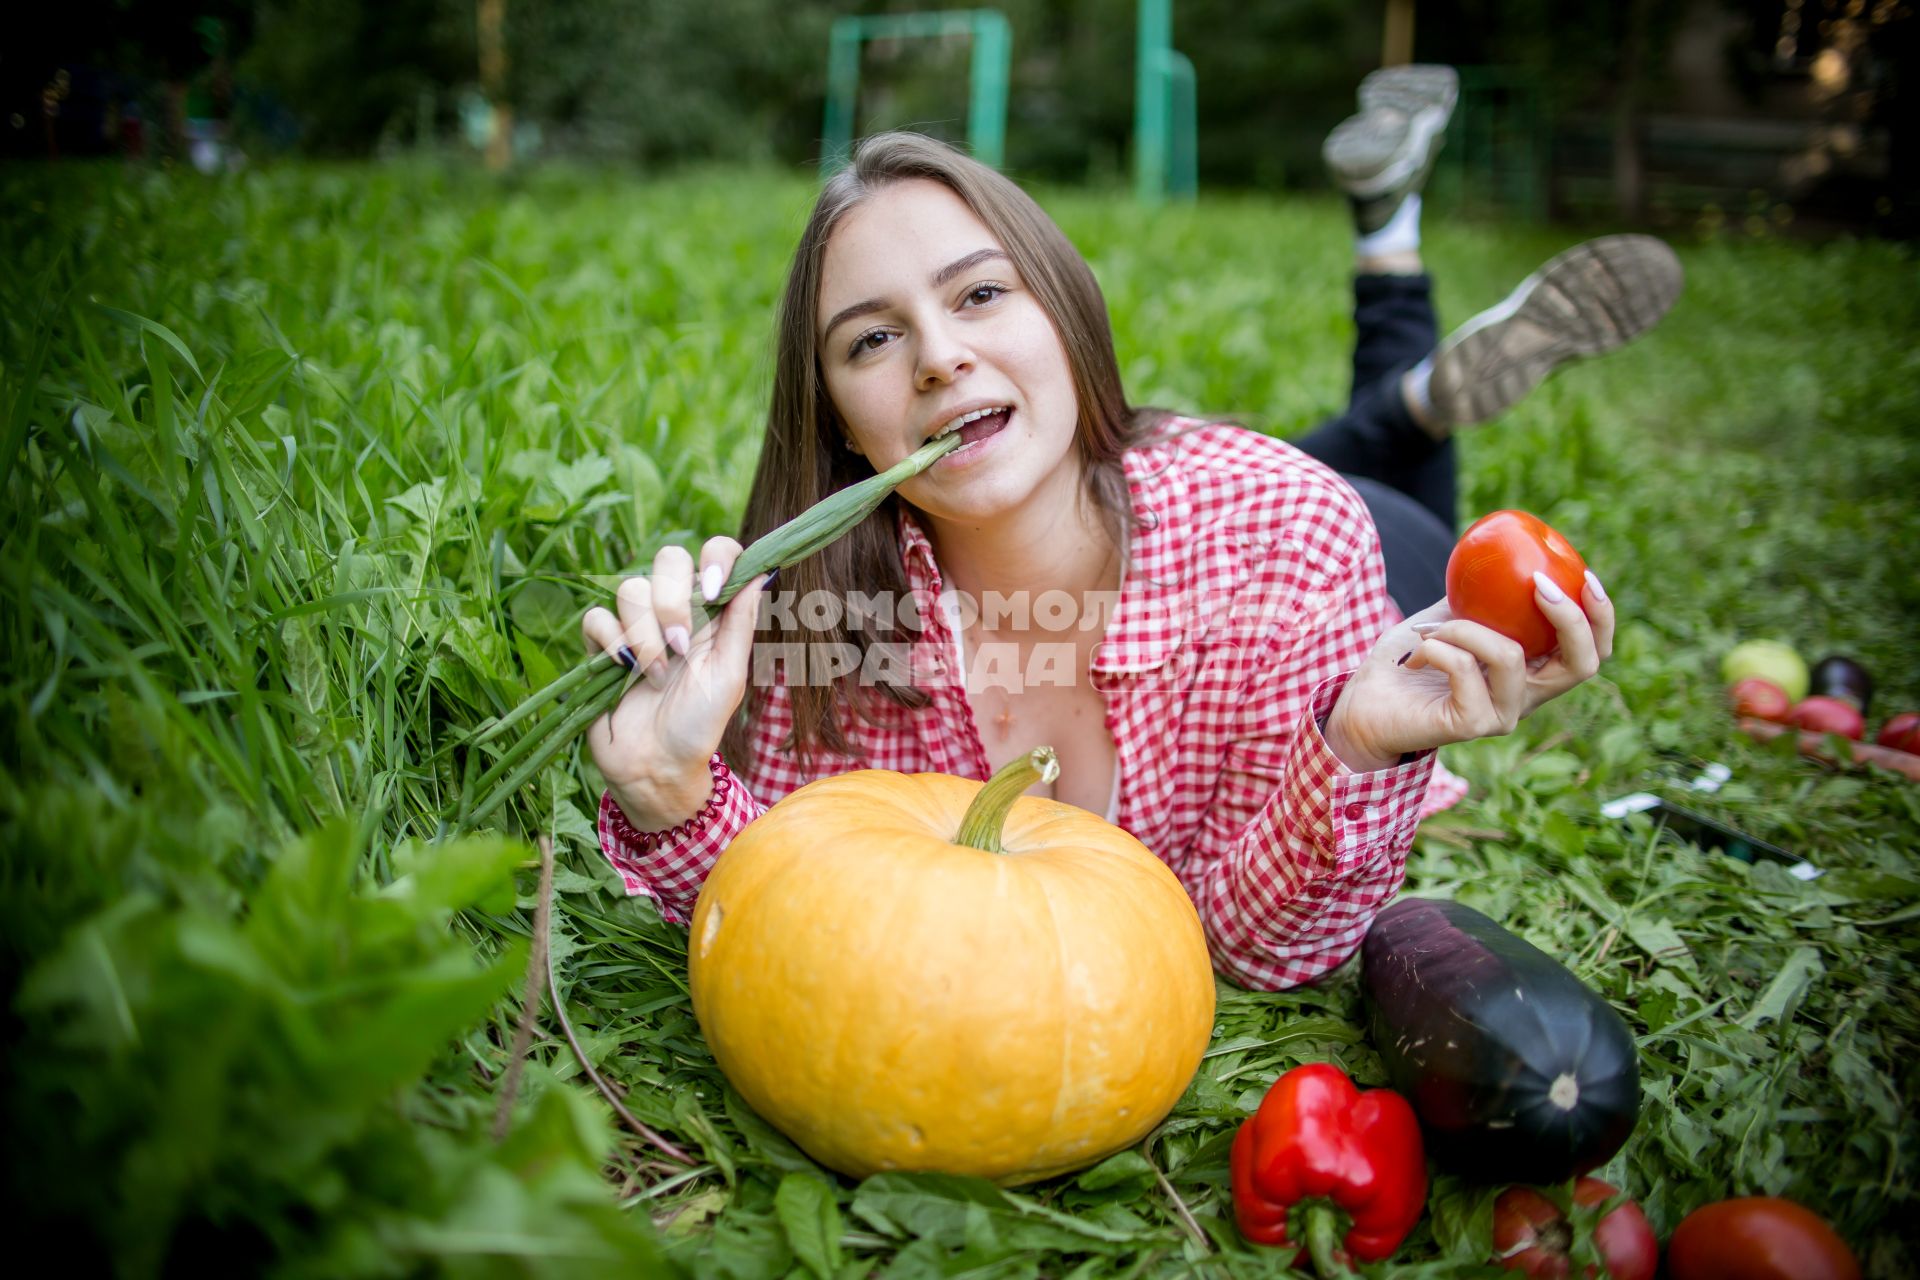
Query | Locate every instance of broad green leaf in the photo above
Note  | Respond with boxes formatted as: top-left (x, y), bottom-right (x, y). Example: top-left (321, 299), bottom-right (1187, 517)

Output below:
top-left (387, 476), bottom-right (451, 527)
top-left (384, 834), bottom-right (525, 919)
top-left (510, 577), bottom-right (584, 640)
top-left (775, 1173), bottom-right (844, 1280)
top-left (852, 1174), bottom-right (1135, 1251)
top-left (1624, 916), bottom-right (1691, 965)
top-left (550, 454), bottom-right (616, 507)
top-left (1073, 1151), bottom-right (1154, 1193)
top-left (1738, 947), bottom-right (1824, 1029)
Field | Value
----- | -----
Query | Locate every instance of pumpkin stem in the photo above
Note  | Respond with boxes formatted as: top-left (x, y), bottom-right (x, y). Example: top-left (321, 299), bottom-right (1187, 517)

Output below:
top-left (955, 747), bottom-right (1059, 854)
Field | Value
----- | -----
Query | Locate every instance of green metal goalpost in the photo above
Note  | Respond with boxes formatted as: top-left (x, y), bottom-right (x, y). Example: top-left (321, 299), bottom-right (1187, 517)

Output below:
top-left (818, 3), bottom-right (1195, 203)
top-left (820, 10), bottom-right (1014, 176)
top-left (1134, 0), bottom-right (1197, 202)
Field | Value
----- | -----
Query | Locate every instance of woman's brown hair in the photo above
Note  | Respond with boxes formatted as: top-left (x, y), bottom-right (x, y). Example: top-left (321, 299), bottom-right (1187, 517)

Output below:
top-left (720, 131), bottom-right (1194, 775)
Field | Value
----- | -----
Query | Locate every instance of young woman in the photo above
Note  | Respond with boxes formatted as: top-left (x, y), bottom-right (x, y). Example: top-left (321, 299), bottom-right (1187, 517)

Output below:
top-left (580, 97), bottom-right (1669, 989)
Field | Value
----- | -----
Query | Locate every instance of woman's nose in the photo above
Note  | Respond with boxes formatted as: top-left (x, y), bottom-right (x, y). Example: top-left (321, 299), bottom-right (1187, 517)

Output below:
top-left (915, 319), bottom-right (975, 390)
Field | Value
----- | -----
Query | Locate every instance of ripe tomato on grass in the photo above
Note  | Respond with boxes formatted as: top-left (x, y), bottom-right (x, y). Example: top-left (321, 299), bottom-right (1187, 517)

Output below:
top-left (1878, 711), bottom-right (1920, 755)
top-left (1445, 510), bottom-right (1588, 660)
top-left (1729, 677), bottom-right (1791, 722)
top-left (1666, 1196), bottom-right (1858, 1280)
top-left (1788, 696), bottom-right (1866, 741)
top-left (1491, 1178), bottom-right (1656, 1280)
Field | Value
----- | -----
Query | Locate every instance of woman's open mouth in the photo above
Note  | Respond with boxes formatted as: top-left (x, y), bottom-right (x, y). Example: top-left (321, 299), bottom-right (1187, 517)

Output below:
top-left (926, 406), bottom-right (1013, 468)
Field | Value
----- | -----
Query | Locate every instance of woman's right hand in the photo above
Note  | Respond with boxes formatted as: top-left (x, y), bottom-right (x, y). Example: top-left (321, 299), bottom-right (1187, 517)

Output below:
top-left (579, 537), bottom-right (774, 832)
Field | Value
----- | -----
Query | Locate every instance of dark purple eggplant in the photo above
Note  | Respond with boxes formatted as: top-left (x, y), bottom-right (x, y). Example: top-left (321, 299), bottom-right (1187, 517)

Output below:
top-left (1360, 898), bottom-right (1639, 1184)
top-left (1809, 654), bottom-right (1873, 715)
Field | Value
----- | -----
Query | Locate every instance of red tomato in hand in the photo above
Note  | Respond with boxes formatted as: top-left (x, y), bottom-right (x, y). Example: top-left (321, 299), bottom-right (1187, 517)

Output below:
top-left (1788, 696), bottom-right (1865, 741)
top-left (1878, 711), bottom-right (1920, 755)
top-left (1666, 1196), bottom-right (1858, 1280)
top-left (1491, 1178), bottom-right (1657, 1280)
top-left (1728, 677), bottom-right (1791, 722)
top-left (1446, 510), bottom-right (1589, 660)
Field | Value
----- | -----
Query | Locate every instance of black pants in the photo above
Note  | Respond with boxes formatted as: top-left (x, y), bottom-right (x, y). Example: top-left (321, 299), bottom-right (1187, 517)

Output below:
top-left (1291, 273), bottom-right (1455, 612)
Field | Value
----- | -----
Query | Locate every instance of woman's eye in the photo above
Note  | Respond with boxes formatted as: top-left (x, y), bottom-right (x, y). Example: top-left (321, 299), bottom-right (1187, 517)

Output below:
top-left (852, 330), bottom-right (892, 356)
top-left (965, 282), bottom-right (1007, 306)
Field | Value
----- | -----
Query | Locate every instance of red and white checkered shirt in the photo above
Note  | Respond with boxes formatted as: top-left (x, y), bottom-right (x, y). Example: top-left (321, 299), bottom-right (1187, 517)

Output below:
top-left (598, 421), bottom-right (1469, 990)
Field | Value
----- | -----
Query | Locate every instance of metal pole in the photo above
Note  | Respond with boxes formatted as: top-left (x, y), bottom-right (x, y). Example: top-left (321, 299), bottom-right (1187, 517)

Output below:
top-left (1135, 0), bottom-right (1170, 203)
top-left (1160, 49), bottom-right (1197, 200)
top-left (821, 17), bottom-right (864, 177)
top-left (967, 11), bottom-right (1012, 169)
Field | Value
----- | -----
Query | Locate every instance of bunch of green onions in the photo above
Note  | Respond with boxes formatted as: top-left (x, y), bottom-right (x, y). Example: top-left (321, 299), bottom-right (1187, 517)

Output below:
top-left (453, 432), bottom-right (963, 833)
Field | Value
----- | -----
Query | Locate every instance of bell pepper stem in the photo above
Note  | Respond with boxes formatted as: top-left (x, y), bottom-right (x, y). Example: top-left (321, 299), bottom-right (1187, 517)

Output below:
top-left (954, 747), bottom-right (1059, 853)
top-left (1302, 1204), bottom-right (1355, 1280)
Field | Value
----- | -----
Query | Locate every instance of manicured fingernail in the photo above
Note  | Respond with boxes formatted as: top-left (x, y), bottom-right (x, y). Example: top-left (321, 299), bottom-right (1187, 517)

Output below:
top-left (645, 658), bottom-right (669, 688)
top-left (1533, 571), bottom-right (1567, 604)
top-left (1412, 622), bottom-right (1444, 636)
top-left (615, 645), bottom-right (637, 671)
top-left (1396, 650), bottom-right (1413, 666)
top-left (762, 569), bottom-right (779, 589)
top-left (1584, 569), bottom-right (1608, 603)
top-left (701, 564), bottom-right (724, 602)
top-left (665, 625), bottom-right (690, 656)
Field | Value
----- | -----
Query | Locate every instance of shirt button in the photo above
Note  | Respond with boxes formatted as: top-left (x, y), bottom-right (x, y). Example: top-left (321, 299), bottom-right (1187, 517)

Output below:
top-left (1342, 802), bottom-right (1369, 822)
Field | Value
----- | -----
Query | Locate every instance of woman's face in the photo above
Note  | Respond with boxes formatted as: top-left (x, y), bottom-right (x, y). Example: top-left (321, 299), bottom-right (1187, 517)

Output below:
top-left (816, 179), bottom-right (1081, 525)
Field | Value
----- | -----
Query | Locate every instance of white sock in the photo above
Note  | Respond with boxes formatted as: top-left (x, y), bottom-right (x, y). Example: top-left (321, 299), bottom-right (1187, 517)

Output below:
top-left (1355, 193), bottom-right (1423, 257)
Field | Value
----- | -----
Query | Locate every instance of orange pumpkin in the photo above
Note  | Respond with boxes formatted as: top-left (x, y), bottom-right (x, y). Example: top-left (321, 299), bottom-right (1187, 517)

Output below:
top-left (688, 748), bottom-right (1216, 1185)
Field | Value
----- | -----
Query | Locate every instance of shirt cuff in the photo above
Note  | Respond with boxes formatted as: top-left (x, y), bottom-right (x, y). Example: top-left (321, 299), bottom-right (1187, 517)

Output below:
top-left (597, 754), bottom-right (758, 925)
top-left (1289, 672), bottom-right (1438, 878)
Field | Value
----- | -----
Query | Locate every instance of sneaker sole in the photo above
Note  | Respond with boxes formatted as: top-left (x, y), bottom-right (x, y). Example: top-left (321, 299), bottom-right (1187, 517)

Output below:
top-left (1427, 235), bottom-right (1684, 427)
top-left (1358, 64), bottom-right (1459, 118)
top-left (1325, 105), bottom-right (1450, 198)
top-left (1323, 109), bottom-right (1412, 184)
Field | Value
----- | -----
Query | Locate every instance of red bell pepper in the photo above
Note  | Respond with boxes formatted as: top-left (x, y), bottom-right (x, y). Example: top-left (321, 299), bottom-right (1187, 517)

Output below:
top-left (1230, 1062), bottom-right (1427, 1275)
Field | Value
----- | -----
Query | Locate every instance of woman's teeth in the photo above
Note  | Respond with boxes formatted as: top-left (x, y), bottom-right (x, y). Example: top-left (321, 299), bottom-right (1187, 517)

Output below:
top-left (930, 406), bottom-right (1009, 442)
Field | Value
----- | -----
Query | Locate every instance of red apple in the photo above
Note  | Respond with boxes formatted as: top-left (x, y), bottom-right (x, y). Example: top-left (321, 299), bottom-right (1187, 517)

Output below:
top-left (1492, 1177), bottom-right (1658, 1280)
top-left (1789, 696), bottom-right (1866, 741)
top-left (1729, 677), bottom-right (1791, 722)
top-left (1878, 712), bottom-right (1920, 756)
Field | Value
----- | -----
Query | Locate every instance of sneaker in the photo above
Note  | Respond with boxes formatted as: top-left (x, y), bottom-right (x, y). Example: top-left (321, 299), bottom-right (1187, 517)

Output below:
top-left (1323, 64), bottom-right (1459, 234)
top-left (1357, 63), bottom-right (1461, 118)
top-left (1425, 234), bottom-right (1685, 428)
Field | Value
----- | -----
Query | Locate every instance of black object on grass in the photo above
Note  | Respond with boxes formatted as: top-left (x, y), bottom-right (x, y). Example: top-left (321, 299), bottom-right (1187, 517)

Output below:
top-left (1809, 654), bottom-right (1873, 715)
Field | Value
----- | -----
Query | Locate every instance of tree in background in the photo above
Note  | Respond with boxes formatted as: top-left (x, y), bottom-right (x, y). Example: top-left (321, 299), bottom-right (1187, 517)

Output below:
top-left (240, 0), bottom-right (473, 153)
top-left (505, 0), bottom-right (832, 167)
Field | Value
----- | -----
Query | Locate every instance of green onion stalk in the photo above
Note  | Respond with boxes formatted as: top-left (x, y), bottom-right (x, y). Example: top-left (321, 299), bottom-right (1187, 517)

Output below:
top-left (453, 432), bottom-right (964, 833)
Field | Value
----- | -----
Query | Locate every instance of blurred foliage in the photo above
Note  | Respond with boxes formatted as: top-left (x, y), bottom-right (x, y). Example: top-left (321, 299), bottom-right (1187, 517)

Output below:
top-left (495, 0), bottom-right (1385, 183)
top-left (506, 0), bottom-right (834, 167)
top-left (10, 0), bottom-right (1387, 180)
top-left (243, 0), bottom-right (476, 153)
top-left (10, 0), bottom-right (1913, 225)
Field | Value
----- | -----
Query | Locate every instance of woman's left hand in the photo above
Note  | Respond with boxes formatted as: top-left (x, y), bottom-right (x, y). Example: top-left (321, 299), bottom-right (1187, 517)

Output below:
top-left (1323, 570), bottom-right (1615, 772)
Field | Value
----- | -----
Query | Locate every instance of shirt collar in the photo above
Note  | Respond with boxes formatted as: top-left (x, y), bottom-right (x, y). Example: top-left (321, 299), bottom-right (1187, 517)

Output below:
top-left (891, 440), bottom-right (1191, 675)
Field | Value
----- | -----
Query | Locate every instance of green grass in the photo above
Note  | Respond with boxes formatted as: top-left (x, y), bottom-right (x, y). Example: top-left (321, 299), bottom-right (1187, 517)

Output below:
top-left (2, 160), bottom-right (1917, 1277)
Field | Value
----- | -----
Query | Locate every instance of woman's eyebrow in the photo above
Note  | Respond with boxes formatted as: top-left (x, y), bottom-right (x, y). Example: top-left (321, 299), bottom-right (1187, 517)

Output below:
top-left (822, 297), bottom-right (887, 343)
top-left (932, 247), bottom-right (1008, 286)
top-left (821, 248), bottom-right (1011, 342)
